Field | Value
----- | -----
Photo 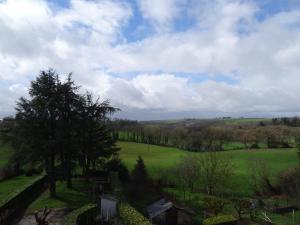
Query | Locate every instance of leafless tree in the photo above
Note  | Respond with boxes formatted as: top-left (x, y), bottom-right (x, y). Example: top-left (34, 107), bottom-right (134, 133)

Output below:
top-left (198, 152), bottom-right (234, 195)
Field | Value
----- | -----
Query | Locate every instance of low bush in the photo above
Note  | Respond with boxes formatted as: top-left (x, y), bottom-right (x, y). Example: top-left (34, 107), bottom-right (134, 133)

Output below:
top-left (118, 203), bottom-right (153, 225)
top-left (203, 215), bottom-right (238, 225)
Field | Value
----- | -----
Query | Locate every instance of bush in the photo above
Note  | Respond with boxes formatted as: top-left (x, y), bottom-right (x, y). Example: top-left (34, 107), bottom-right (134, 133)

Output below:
top-left (203, 215), bottom-right (238, 225)
top-left (203, 197), bottom-right (227, 216)
top-left (118, 203), bottom-right (153, 225)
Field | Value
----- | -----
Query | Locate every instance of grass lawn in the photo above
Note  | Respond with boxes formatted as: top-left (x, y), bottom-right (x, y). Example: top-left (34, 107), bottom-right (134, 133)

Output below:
top-left (0, 141), bottom-right (13, 169)
top-left (118, 142), bottom-right (186, 174)
top-left (26, 179), bottom-right (90, 214)
top-left (118, 141), bottom-right (298, 196)
top-left (0, 175), bottom-right (39, 205)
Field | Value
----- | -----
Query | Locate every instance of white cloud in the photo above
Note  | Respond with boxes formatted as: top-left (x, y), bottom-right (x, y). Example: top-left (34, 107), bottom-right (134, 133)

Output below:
top-left (137, 0), bottom-right (185, 31)
top-left (0, 0), bottom-right (300, 118)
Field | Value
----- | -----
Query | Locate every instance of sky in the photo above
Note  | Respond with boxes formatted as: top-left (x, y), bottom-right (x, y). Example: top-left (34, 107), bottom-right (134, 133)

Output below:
top-left (0, 0), bottom-right (300, 120)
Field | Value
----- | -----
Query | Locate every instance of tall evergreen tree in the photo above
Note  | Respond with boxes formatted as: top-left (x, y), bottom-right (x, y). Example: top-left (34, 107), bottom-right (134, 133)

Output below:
top-left (77, 93), bottom-right (119, 176)
top-left (132, 156), bottom-right (148, 184)
top-left (13, 69), bottom-right (119, 196)
top-left (14, 69), bottom-right (60, 197)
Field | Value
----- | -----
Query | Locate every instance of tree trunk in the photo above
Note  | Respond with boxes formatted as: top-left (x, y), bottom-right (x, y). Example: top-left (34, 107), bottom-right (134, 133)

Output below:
top-left (66, 156), bottom-right (72, 188)
top-left (49, 152), bottom-right (56, 197)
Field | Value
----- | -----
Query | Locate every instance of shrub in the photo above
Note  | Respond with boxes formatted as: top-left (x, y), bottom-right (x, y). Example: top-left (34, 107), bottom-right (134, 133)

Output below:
top-left (203, 197), bottom-right (227, 216)
top-left (118, 203), bottom-right (153, 225)
top-left (203, 215), bottom-right (238, 225)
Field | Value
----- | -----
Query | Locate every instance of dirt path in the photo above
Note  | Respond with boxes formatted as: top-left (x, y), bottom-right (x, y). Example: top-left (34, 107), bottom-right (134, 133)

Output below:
top-left (15, 208), bottom-right (72, 225)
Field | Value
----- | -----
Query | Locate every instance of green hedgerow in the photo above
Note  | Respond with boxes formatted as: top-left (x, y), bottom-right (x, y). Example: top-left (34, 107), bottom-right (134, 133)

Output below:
top-left (118, 203), bottom-right (153, 225)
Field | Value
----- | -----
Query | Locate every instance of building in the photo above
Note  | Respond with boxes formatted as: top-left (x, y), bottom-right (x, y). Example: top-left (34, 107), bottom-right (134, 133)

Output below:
top-left (147, 199), bottom-right (194, 225)
top-left (100, 195), bottom-right (118, 221)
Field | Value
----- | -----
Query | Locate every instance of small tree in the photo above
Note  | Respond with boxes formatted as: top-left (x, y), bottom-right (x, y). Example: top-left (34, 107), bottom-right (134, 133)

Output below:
top-left (198, 152), bottom-right (234, 195)
top-left (176, 154), bottom-right (201, 196)
top-left (249, 158), bottom-right (277, 195)
top-left (132, 156), bottom-right (148, 184)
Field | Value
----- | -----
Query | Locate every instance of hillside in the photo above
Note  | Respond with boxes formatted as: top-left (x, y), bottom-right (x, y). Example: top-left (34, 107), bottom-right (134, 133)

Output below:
top-left (118, 141), bottom-right (298, 196)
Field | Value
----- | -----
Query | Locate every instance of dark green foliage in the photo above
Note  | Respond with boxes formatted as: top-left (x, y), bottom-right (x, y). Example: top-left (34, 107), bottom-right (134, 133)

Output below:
top-left (132, 156), bottom-right (148, 184)
top-left (12, 69), bottom-right (118, 197)
top-left (105, 157), bottom-right (130, 183)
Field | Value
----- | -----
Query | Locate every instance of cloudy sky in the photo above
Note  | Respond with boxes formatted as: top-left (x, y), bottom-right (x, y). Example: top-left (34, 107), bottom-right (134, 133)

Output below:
top-left (0, 0), bottom-right (300, 120)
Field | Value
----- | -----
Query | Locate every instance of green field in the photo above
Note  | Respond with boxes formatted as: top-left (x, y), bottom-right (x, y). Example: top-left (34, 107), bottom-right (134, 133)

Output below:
top-left (118, 141), bottom-right (298, 196)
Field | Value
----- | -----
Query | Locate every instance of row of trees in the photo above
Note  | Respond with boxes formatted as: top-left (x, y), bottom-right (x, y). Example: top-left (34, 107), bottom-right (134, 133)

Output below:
top-left (1, 70), bottom-right (118, 197)
top-left (114, 119), bottom-right (299, 151)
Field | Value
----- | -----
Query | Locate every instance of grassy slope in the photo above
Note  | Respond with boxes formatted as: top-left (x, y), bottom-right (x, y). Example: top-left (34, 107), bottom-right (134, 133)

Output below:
top-left (118, 141), bottom-right (298, 196)
top-left (119, 142), bottom-right (186, 173)
top-left (0, 141), bottom-right (13, 169)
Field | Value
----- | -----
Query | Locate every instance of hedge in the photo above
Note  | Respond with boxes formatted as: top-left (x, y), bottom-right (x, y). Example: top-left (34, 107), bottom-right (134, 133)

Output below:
top-left (64, 204), bottom-right (97, 225)
top-left (118, 203), bottom-right (153, 225)
top-left (203, 215), bottom-right (238, 225)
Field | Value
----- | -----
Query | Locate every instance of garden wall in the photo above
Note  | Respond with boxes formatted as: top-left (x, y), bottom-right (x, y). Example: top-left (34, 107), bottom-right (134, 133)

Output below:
top-left (0, 174), bottom-right (48, 225)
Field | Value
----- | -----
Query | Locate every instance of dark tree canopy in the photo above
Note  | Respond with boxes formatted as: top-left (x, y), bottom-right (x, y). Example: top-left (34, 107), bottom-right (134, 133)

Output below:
top-left (12, 69), bottom-right (119, 197)
top-left (132, 156), bottom-right (148, 184)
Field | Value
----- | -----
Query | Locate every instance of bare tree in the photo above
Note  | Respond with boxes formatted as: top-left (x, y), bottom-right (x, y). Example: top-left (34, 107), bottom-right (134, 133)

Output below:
top-left (198, 152), bottom-right (234, 195)
top-left (175, 154), bottom-right (201, 200)
top-left (249, 157), bottom-right (277, 196)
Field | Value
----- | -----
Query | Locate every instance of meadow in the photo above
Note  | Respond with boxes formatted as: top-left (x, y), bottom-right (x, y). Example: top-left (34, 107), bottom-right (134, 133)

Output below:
top-left (118, 141), bottom-right (298, 196)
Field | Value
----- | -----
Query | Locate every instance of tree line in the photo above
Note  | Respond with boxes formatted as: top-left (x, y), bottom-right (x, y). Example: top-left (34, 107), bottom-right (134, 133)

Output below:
top-left (0, 69), bottom-right (118, 197)
top-left (112, 119), bottom-right (300, 151)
